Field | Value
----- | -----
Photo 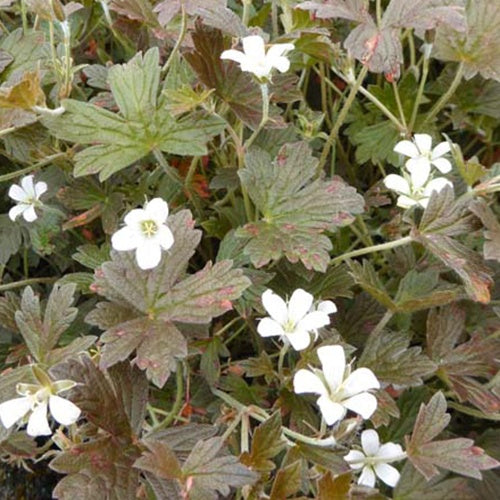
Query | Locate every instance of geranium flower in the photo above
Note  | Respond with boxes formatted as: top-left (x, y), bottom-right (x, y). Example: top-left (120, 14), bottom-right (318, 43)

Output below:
top-left (293, 345), bottom-right (380, 425)
top-left (384, 167), bottom-right (453, 209)
top-left (257, 289), bottom-right (334, 351)
top-left (344, 429), bottom-right (406, 488)
top-left (8, 175), bottom-right (47, 222)
top-left (220, 35), bottom-right (294, 80)
top-left (111, 198), bottom-right (174, 270)
top-left (0, 380), bottom-right (81, 437)
top-left (394, 134), bottom-right (452, 187)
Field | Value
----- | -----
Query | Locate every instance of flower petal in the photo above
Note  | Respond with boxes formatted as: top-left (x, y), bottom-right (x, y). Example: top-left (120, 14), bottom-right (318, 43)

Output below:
top-left (111, 226), bottom-right (139, 251)
top-left (343, 392), bottom-right (378, 419)
top-left (27, 402), bottom-right (51, 436)
top-left (317, 300), bottom-right (337, 314)
top-left (414, 133), bottom-right (432, 154)
top-left (293, 369), bottom-right (327, 396)
top-left (358, 465), bottom-right (376, 488)
top-left (34, 181), bottom-right (48, 198)
top-left (393, 140), bottom-right (418, 158)
top-left (49, 395), bottom-right (81, 426)
top-left (261, 289), bottom-right (288, 324)
top-left (406, 158), bottom-right (431, 189)
top-left (267, 43), bottom-right (294, 60)
top-left (22, 205), bottom-right (38, 222)
top-left (296, 311), bottom-right (330, 332)
top-left (220, 49), bottom-right (247, 64)
top-left (145, 198), bottom-right (169, 224)
top-left (374, 463), bottom-right (400, 487)
top-left (316, 395), bottom-right (346, 425)
top-left (384, 174), bottom-right (410, 194)
top-left (288, 288), bottom-right (314, 324)
top-left (361, 429), bottom-right (380, 456)
top-left (431, 141), bottom-right (451, 159)
top-left (271, 56), bottom-right (290, 73)
top-left (343, 368), bottom-right (380, 396)
top-left (423, 178), bottom-right (453, 197)
top-left (317, 345), bottom-right (345, 391)
top-left (156, 225), bottom-right (174, 251)
top-left (124, 208), bottom-right (147, 226)
top-left (8, 184), bottom-right (27, 202)
top-left (135, 241), bottom-right (162, 270)
top-left (242, 35), bottom-right (266, 60)
top-left (257, 317), bottom-right (284, 337)
top-left (20, 175), bottom-right (36, 197)
top-left (431, 157), bottom-right (452, 174)
top-left (0, 397), bottom-right (31, 429)
top-left (286, 329), bottom-right (311, 351)
top-left (9, 203), bottom-right (28, 221)
top-left (377, 442), bottom-right (405, 461)
top-left (397, 195), bottom-right (417, 209)
top-left (344, 450), bottom-right (366, 469)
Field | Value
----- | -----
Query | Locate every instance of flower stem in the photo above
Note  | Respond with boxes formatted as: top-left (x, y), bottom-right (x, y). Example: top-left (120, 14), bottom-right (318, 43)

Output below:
top-left (162, 5), bottom-right (187, 75)
top-left (153, 149), bottom-right (182, 186)
top-left (277, 343), bottom-right (289, 379)
top-left (330, 236), bottom-right (413, 266)
top-left (242, 0), bottom-right (252, 26)
top-left (409, 47), bottom-right (430, 132)
top-left (392, 80), bottom-right (407, 131)
top-left (317, 65), bottom-right (368, 174)
top-left (245, 83), bottom-right (270, 150)
top-left (0, 277), bottom-right (57, 292)
top-left (154, 361), bottom-right (184, 430)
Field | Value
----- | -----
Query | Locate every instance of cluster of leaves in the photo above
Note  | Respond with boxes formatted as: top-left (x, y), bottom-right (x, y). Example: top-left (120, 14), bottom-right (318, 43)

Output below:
top-left (0, 0), bottom-right (498, 499)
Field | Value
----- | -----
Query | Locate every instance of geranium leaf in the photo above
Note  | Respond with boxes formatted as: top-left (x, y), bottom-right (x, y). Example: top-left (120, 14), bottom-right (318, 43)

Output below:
top-left (269, 460), bottom-right (302, 500)
top-left (134, 440), bottom-right (183, 480)
top-left (469, 199), bottom-right (500, 262)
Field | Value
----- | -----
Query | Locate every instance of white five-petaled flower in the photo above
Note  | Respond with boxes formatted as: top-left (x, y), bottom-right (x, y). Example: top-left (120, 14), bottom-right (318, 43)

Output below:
top-left (293, 345), bottom-right (380, 425)
top-left (8, 175), bottom-right (47, 222)
top-left (111, 197), bottom-right (174, 270)
top-left (220, 35), bottom-right (294, 80)
top-left (344, 429), bottom-right (406, 488)
top-left (394, 133), bottom-right (452, 187)
top-left (257, 289), bottom-right (335, 351)
top-left (0, 380), bottom-right (81, 437)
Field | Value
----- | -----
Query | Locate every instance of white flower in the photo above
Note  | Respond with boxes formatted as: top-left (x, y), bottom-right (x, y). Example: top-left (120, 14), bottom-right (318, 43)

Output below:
top-left (8, 175), bottom-right (47, 222)
top-left (394, 134), bottom-right (452, 187)
top-left (0, 380), bottom-right (81, 437)
top-left (257, 289), bottom-right (334, 351)
top-left (293, 345), bottom-right (380, 425)
top-left (111, 197), bottom-right (174, 270)
top-left (384, 166), bottom-right (453, 209)
top-left (344, 429), bottom-right (406, 488)
top-left (220, 35), bottom-right (294, 80)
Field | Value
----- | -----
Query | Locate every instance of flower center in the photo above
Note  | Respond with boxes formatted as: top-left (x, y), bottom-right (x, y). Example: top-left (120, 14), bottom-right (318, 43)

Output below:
top-left (141, 220), bottom-right (158, 237)
top-left (282, 318), bottom-right (296, 333)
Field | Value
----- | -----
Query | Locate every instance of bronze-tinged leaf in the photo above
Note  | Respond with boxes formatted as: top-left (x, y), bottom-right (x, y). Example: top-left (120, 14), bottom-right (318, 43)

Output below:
top-left (269, 460), bottom-right (302, 500)
top-left (469, 199), bottom-right (500, 262)
top-left (134, 440), bottom-right (182, 480)
top-left (0, 71), bottom-right (45, 110)
top-left (317, 471), bottom-right (352, 500)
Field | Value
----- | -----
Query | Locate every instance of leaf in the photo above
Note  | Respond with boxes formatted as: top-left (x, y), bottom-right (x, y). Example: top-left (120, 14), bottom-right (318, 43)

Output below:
top-left (0, 291), bottom-right (20, 332)
top-left (240, 412), bottom-right (285, 472)
top-left (181, 437), bottom-right (257, 500)
top-left (269, 460), bottom-right (302, 500)
top-left (237, 142), bottom-right (364, 271)
top-left (134, 440), bottom-right (182, 480)
top-left (0, 215), bottom-right (22, 265)
top-left (109, 0), bottom-right (160, 27)
top-left (469, 199), bottom-right (500, 262)
top-left (434, 0), bottom-right (500, 81)
top-left (405, 392), bottom-right (499, 480)
top-left (359, 329), bottom-right (437, 388)
top-left (317, 471), bottom-right (352, 500)
top-left (73, 244), bottom-right (111, 270)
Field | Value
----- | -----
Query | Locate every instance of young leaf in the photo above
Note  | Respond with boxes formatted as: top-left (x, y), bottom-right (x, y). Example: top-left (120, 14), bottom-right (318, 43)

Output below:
top-left (134, 440), bottom-right (183, 480)
top-left (317, 471), bottom-right (352, 500)
top-left (0, 215), bottom-right (23, 265)
top-left (469, 199), bottom-right (500, 262)
top-left (238, 142), bottom-right (364, 271)
top-left (269, 460), bottom-right (302, 500)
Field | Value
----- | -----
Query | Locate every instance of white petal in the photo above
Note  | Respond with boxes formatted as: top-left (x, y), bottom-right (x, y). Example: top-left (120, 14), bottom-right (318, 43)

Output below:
top-left (27, 403), bottom-right (51, 436)
top-left (220, 49), bottom-right (247, 64)
top-left (145, 198), bottom-right (169, 224)
top-left (111, 226), bottom-right (139, 251)
top-left (49, 395), bottom-right (81, 426)
top-left (296, 311), bottom-right (330, 332)
top-left (358, 466), bottom-right (376, 488)
top-left (344, 450), bottom-right (366, 469)
top-left (431, 141), bottom-right (451, 159)
top-left (343, 368), bottom-right (380, 396)
top-left (316, 395), bottom-right (346, 425)
top-left (418, 197), bottom-right (430, 209)
top-left (135, 241), bottom-right (162, 270)
top-left (240, 60), bottom-right (270, 78)
top-left (271, 56), bottom-right (290, 73)
top-left (124, 208), bottom-right (147, 226)
top-left (414, 133), bottom-right (432, 154)
top-left (393, 140), bottom-right (418, 158)
top-left (242, 35), bottom-right (266, 60)
top-left (343, 392), bottom-right (378, 419)
top-left (156, 225), bottom-right (174, 250)
top-left (293, 369), bottom-right (327, 396)
top-left (267, 43), bottom-right (294, 59)
top-left (288, 288), bottom-right (314, 324)
top-left (9, 204), bottom-right (28, 221)
top-left (384, 174), bottom-right (410, 194)
top-left (20, 175), bottom-right (36, 197)
top-left (397, 195), bottom-right (417, 209)
top-left (22, 205), bottom-right (38, 222)
top-left (317, 301), bottom-right (337, 314)
top-left (257, 317), bottom-right (284, 337)
top-left (261, 289), bottom-right (288, 324)
top-left (377, 442), bottom-right (405, 461)
top-left (431, 157), bottom-right (452, 174)
top-left (374, 463), bottom-right (400, 487)
top-left (317, 345), bottom-right (345, 391)
top-left (34, 181), bottom-right (48, 198)
top-left (286, 330), bottom-right (311, 351)
top-left (423, 178), bottom-right (453, 197)
top-left (8, 184), bottom-right (28, 202)
top-left (361, 429), bottom-right (380, 456)
top-left (0, 397), bottom-right (32, 429)
top-left (406, 158), bottom-right (431, 189)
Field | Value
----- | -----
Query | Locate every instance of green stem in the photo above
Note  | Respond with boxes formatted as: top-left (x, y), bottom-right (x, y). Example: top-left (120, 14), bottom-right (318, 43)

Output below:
top-left (369, 310), bottom-right (394, 340)
top-left (392, 80), bottom-right (407, 131)
top-left (376, 0), bottom-right (382, 25)
top-left (153, 149), bottom-right (181, 186)
top-left (0, 153), bottom-right (67, 183)
top-left (20, 0), bottom-right (28, 34)
top-left (245, 83), bottom-right (270, 150)
top-left (162, 5), bottom-right (187, 74)
top-left (271, 0), bottom-right (279, 38)
top-left (409, 47), bottom-right (430, 132)
top-left (242, 0), bottom-right (252, 26)
top-left (154, 361), bottom-right (184, 430)
top-left (0, 277), bottom-right (57, 292)
top-left (330, 236), bottom-right (413, 266)
top-left (277, 343), bottom-right (289, 379)
top-left (422, 62), bottom-right (464, 127)
top-left (317, 65), bottom-right (368, 173)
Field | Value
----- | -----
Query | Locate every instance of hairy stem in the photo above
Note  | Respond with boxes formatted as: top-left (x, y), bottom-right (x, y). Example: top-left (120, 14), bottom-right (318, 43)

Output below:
top-left (0, 277), bottom-right (57, 292)
top-left (245, 83), bottom-right (270, 150)
top-left (155, 361), bottom-right (184, 430)
top-left (409, 46), bottom-right (430, 132)
top-left (0, 153), bottom-right (67, 183)
top-left (162, 5), bottom-right (187, 74)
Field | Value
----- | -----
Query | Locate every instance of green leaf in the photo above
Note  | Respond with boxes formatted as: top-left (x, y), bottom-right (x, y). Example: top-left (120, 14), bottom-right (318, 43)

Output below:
top-left (0, 291), bottom-right (20, 333)
top-left (469, 199), bottom-right (500, 262)
top-left (238, 142), bottom-right (364, 271)
top-left (269, 460), bottom-right (302, 500)
top-left (0, 215), bottom-right (22, 265)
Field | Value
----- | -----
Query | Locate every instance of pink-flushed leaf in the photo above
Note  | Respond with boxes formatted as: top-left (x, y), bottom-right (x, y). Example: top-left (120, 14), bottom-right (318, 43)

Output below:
top-left (410, 392), bottom-right (450, 446)
top-left (469, 199), bottom-right (500, 262)
top-left (297, 0), bottom-right (369, 22)
top-left (134, 440), bottom-right (183, 480)
top-left (109, 0), bottom-right (160, 27)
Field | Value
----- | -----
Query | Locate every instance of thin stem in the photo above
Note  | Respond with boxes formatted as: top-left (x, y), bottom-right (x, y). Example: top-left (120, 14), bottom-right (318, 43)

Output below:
top-left (320, 64), bottom-right (333, 128)
top-left (153, 149), bottom-right (181, 186)
top-left (277, 343), bottom-right (289, 379)
top-left (330, 236), bottom-right (413, 266)
top-left (20, 0), bottom-right (28, 34)
top-left (245, 83), bottom-right (270, 150)
top-left (271, 0), bottom-right (279, 38)
top-left (240, 413), bottom-right (250, 453)
top-left (392, 80), bottom-right (407, 131)
top-left (242, 0), bottom-right (252, 26)
top-left (215, 317), bottom-right (242, 337)
top-left (409, 47), bottom-right (430, 132)
top-left (422, 62), bottom-right (464, 127)
top-left (154, 361), bottom-right (184, 430)
top-left (0, 153), bottom-right (67, 183)
top-left (0, 277), bottom-right (57, 291)
top-left (162, 5), bottom-right (187, 74)
top-left (317, 65), bottom-right (368, 173)
top-left (376, 0), bottom-right (382, 25)
top-left (369, 310), bottom-right (394, 341)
